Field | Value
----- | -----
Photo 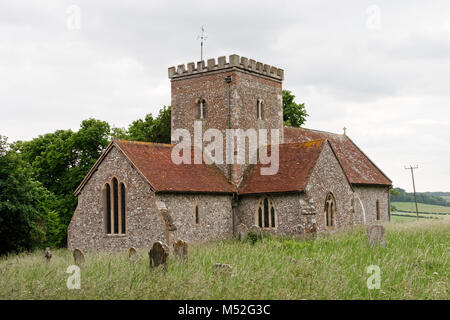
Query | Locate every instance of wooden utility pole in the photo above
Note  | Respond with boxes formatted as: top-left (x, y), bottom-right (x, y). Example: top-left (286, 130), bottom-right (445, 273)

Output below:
top-left (405, 165), bottom-right (419, 219)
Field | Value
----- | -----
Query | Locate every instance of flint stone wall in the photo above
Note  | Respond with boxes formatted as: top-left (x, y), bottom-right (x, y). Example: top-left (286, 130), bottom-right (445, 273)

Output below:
top-left (237, 142), bottom-right (354, 235)
top-left (170, 67), bottom-right (283, 185)
top-left (156, 193), bottom-right (233, 243)
top-left (353, 185), bottom-right (390, 225)
top-left (68, 146), bottom-right (233, 251)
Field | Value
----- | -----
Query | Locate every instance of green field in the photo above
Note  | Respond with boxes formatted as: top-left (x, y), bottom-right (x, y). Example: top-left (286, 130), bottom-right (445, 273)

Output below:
top-left (0, 219), bottom-right (448, 300)
top-left (442, 196), bottom-right (450, 202)
top-left (391, 201), bottom-right (450, 222)
top-left (391, 201), bottom-right (450, 215)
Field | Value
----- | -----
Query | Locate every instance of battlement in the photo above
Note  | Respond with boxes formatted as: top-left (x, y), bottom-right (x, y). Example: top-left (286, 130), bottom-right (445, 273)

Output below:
top-left (168, 54), bottom-right (284, 81)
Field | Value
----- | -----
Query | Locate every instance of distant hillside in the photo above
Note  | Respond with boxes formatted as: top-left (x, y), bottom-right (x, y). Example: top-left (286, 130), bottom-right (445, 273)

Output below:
top-left (390, 188), bottom-right (450, 207)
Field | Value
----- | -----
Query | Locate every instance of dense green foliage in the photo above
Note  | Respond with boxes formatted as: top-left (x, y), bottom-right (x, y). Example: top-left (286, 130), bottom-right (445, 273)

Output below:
top-left (0, 136), bottom-right (55, 254)
top-left (282, 90), bottom-right (308, 127)
top-left (390, 188), bottom-right (450, 207)
top-left (0, 220), bottom-right (448, 299)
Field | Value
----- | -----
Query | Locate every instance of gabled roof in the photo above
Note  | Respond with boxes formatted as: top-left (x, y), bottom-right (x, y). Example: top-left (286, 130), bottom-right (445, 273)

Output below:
top-left (239, 140), bottom-right (326, 195)
top-left (283, 127), bottom-right (392, 186)
top-left (74, 140), bottom-right (236, 196)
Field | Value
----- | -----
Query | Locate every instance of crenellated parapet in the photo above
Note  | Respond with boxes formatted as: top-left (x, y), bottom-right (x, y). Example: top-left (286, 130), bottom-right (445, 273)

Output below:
top-left (168, 54), bottom-right (284, 81)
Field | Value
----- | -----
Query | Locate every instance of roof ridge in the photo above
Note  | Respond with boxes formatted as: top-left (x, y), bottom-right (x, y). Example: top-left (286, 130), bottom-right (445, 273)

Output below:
top-left (116, 139), bottom-right (174, 148)
top-left (284, 126), bottom-right (343, 137)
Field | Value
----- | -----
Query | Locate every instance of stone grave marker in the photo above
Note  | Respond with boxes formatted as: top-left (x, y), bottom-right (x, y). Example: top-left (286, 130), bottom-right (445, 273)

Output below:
top-left (149, 241), bottom-right (169, 270)
top-left (73, 248), bottom-right (85, 266)
top-left (128, 247), bottom-right (138, 261)
top-left (366, 224), bottom-right (386, 247)
top-left (236, 224), bottom-right (248, 241)
top-left (44, 247), bottom-right (52, 262)
top-left (173, 240), bottom-right (189, 262)
top-left (249, 225), bottom-right (263, 240)
top-left (214, 263), bottom-right (233, 275)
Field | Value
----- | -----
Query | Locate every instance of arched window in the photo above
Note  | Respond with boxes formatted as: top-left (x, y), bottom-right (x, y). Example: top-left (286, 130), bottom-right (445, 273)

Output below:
top-left (194, 204), bottom-right (200, 225)
top-left (257, 99), bottom-right (264, 120)
top-left (197, 98), bottom-right (206, 119)
top-left (103, 178), bottom-right (126, 235)
top-left (255, 196), bottom-right (277, 229)
top-left (376, 200), bottom-right (380, 221)
top-left (325, 193), bottom-right (336, 227)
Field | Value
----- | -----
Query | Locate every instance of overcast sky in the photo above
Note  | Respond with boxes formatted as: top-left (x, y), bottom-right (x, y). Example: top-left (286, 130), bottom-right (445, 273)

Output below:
top-left (1, 0), bottom-right (449, 192)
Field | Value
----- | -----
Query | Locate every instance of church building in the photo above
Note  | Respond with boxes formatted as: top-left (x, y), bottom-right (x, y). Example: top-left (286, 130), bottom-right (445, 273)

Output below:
top-left (68, 54), bottom-right (392, 251)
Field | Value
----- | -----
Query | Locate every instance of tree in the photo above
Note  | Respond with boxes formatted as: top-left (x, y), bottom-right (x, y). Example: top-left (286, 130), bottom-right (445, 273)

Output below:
top-left (0, 135), bottom-right (54, 254)
top-left (282, 90), bottom-right (308, 127)
top-left (12, 119), bottom-right (112, 246)
top-left (127, 106), bottom-right (171, 143)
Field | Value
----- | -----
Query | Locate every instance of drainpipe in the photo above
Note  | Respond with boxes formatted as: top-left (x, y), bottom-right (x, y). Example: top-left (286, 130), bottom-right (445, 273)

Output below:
top-left (225, 75), bottom-right (236, 237)
top-left (225, 76), bottom-right (232, 182)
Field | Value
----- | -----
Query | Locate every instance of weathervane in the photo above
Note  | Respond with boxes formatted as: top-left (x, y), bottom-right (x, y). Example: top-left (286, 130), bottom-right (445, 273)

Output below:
top-left (197, 26), bottom-right (207, 61)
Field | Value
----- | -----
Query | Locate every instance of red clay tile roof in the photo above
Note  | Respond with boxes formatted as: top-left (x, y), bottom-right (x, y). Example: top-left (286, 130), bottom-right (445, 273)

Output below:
top-left (116, 140), bottom-right (236, 193)
top-left (74, 140), bottom-right (236, 196)
top-left (283, 127), bottom-right (392, 186)
top-left (239, 140), bottom-right (326, 194)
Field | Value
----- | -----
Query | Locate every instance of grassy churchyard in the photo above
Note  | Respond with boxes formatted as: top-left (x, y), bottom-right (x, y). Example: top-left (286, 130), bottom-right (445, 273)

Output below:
top-left (0, 219), bottom-right (448, 300)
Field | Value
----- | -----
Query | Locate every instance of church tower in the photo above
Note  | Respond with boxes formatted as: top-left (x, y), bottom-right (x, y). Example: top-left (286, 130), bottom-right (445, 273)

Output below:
top-left (168, 54), bottom-right (284, 186)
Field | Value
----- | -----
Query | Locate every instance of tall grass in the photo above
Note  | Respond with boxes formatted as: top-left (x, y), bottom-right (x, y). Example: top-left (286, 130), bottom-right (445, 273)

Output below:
top-left (0, 219), bottom-right (448, 300)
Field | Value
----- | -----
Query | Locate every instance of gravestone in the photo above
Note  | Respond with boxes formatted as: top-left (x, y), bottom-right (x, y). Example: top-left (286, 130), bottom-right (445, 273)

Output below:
top-left (128, 247), bottom-right (138, 261)
top-left (366, 224), bottom-right (386, 247)
top-left (44, 247), bottom-right (52, 262)
top-left (236, 224), bottom-right (248, 241)
top-left (73, 248), bottom-right (85, 266)
top-left (173, 240), bottom-right (189, 262)
top-left (149, 241), bottom-right (169, 270)
top-left (214, 263), bottom-right (233, 275)
top-left (249, 225), bottom-right (263, 240)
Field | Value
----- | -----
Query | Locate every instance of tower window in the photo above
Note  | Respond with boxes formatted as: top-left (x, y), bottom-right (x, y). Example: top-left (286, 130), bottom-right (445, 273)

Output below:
top-left (257, 99), bottom-right (264, 120)
top-left (197, 99), bottom-right (206, 119)
top-left (255, 196), bottom-right (277, 229)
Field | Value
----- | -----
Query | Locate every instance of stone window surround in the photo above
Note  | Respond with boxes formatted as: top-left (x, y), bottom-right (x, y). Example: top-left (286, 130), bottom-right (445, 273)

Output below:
top-left (324, 192), bottom-right (336, 228)
top-left (376, 199), bottom-right (380, 220)
top-left (195, 98), bottom-right (206, 119)
top-left (254, 195), bottom-right (278, 230)
top-left (193, 202), bottom-right (201, 226)
top-left (102, 176), bottom-right (127, 236)
top-left (256, 99), bottom-right (264, 120)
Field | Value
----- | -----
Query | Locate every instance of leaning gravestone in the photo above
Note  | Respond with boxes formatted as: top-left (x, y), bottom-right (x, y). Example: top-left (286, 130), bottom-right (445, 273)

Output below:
top-left (73, 248), bottom-right (85, 266)
top-left (149, 241), bottom-right (169, 270)
top-left (173, 240), bottom-right (189, 262)
top-left (236, 224), bottom-right (248, 242)
top-left (128, 247), bottom-right (138, 261)
top-left (366, 225), bottom-right (386, 247)
top-left (44, 247), bottom-right (52, 262)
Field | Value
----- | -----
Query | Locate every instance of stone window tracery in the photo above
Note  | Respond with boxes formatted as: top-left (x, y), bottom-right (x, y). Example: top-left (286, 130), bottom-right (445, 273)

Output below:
top-left (255, 196), bottom-right (277, 229)
top-left (325, 193), bottom-right (336, 227)
top-left (103, 178), bottom-right (126, 235)
top-left (197, 98), bottom-right (206, 119)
